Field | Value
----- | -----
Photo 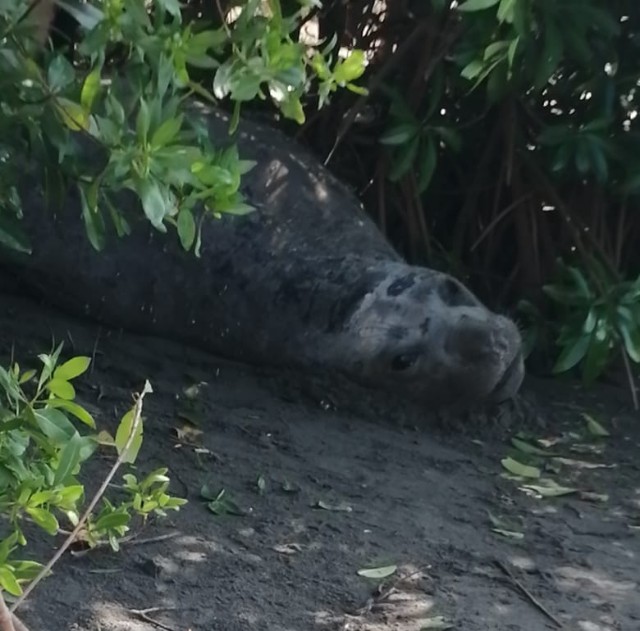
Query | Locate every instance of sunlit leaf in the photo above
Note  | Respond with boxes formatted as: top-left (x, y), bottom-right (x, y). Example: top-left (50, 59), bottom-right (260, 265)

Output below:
top-left (501, 457), bottom-right (541, 478)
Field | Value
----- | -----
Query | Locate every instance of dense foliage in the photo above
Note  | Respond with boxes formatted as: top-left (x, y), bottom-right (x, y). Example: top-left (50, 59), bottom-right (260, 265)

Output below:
top-left (3, 1), bottom-right (640, 387)
top-left (0, 0), bottom-right (366, 254)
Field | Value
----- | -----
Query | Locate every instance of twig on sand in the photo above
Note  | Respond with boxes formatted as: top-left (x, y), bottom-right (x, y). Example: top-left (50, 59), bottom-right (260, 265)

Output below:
top-left (129, 607), bottom-right (184, 631)
top-left (494, 560), bottom-right (567, 629)
top-left (70, 532), bottom-right (180, 558)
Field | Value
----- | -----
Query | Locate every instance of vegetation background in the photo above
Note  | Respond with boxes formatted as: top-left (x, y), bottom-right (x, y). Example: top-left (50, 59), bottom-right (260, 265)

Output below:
top-left (5, 0), bottom-right (638, 389)
top-left (1, 2), bottom-right (640, 627)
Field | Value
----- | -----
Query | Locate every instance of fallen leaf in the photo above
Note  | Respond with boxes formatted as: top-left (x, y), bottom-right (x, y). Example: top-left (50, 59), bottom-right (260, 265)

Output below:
top-left (173, 422), bottom-right (203, 444)
top-left (552, 457), bottom-right (615, 470)
top-left (511, 437), bottom-right (552, 456)
top-left (315, 500), bottom-right (352, 513)
top-left (420, 616), bottom-right (454, 630)
top-left (183, 382), bottom-right (207, 399)
top-left (537, 437), bottom-right (562, 448)
top-left (582, 413), bottom-right (610, 438)
top-left (492, 528), bottom-right (525, 540)
top-left (357, 565), bottom-right (397, 579)
top-left (578, 491), bottom-right (609, 503)
top-left (501, 457), bottom-right (541, 479)
top-left (569, 443), bottom-right (605, 455)
top-left (273, 543), bottom-right (303, 555)
top-left (281, 479), bottom-right (300, 494)
top-left (521, 480), bottom-right (577, 498)
top-left (487, 511), bottom-right (523, 539)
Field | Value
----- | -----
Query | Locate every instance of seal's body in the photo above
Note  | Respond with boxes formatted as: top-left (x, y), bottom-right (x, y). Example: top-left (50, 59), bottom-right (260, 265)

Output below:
top-left (1, 105), bottom-right (524, 409)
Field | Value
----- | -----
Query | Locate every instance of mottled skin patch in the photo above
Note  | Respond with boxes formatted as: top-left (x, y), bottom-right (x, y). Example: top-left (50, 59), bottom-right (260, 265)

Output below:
top-left (386, 274), bottom-right (416, 296)
top-left (0, 104), bottom-right (524, 410)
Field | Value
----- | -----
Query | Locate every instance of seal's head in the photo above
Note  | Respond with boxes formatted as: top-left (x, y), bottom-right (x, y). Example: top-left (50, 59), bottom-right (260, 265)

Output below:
top-left (342, 264), bottom-right (524, 408)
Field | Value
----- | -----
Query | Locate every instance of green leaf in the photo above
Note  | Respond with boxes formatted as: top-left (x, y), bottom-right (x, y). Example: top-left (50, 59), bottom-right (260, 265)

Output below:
top-left (54, 432), bottom-right (84, 484)
top-left (33, 408), bottom-right (77, 445)
top-left (521, 481), bottom-right (577, 498)
top-left (618, 321), bottom-right (640, 363)
top-left (79, 184), bottom-right (107, 251)
top-left (177, 209), bottom-right (196, 250)
top-left (0, 567), bottom-right (22, 596)
top-left (12, 560), bottom-right (45, 581)
top-left (357, 565), bottom-right (397, 579)
top-left (55, 0), bottom-right (104, 29)
top-left (333, 50), bottom-right (366, 84)
top-left (460, 60), bottom-right (485, 80)
top-left (507, 36), bottom-right (519, 67)
top-left (115, 408), bottom-right (143, 464)
top-left (136, 99), bottom-right (151, 143)
top-left (230, 71), bottom-right (263, 102)
top-left (279, 96), bottom-right (305, 124)
top-left (156, 0), bottom-right (182, 17)
top-left (581, 327), bottom-right (611, 384)
top-left (81, 67), bottom-right (102, 112)
top-left (416, 137), bottom-right (437, 193)
top-left (151, 115), bottom-right (184, 148)
top-left (47, 55), bottom-right (75, 92)
top-left (47, 399), bottom-right (96, 429)
top-left (492, 527), bottom-right (524, 540)
top-left (379, 123), bottom-right (418, 146)
top-left (314, 500), bottom-right (353, 512)
top-left (187, 28), bottom-right (227, 54)
top-left (0, 214), bottom-right (32, 254)
top-left (497, 0), bottom-right (517, 23)
top-left (458, 0), bottom-right (500, 12)
top-left (552, 335), bottom-right (591, 373)
top-left (582, 413), bottom-right (610, 438)
top-left (46, 378), bottom-right (76, 400)
top-left (511, 437), bottom-right (552, 456)
top-left (501, 457), bottom-right (541, 479)
top-left (94, 511), bottom-right (131, 531)
top-left (55, 98), bottom-right (91, 132)
top-left (483, 41), bottom-right (510, 61)
top-left (420, 616), bottom-right (454, 630)
top-left (534, 18), bottom-right (563, 88)
top-left (388, 137), bottom-right (419, 181)
top-left (54, 356), bottom-right (91, 381)
top-left (138, 179), bottom-right (169, 230)
top-left (206, 489), bottom-right (244, 516)
top-left (26, 507), bottom-right (60, 535)
top-left (219, 201), bottom-right (254, 216)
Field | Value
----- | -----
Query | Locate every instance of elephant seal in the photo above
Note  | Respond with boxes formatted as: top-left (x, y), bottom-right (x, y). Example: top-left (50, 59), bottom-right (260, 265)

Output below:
top-left (0, 103), bottom-right (524, 409)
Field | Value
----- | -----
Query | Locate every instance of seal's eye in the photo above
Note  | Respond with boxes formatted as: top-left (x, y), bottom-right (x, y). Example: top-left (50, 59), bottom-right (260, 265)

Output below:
top-left (391, 352), bottom-right (419, 371)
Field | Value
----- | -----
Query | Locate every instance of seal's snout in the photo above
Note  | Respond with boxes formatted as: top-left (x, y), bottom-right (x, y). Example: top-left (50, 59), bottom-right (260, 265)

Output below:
top-left (441, 310), bottom-right (524, 403)
top-left (444, 314), bottom-right (497, 361)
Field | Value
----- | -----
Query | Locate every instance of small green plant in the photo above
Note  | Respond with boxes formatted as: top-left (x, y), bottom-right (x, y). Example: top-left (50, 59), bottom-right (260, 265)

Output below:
top-left (379, 87), bottom-right (461, 193)
top-left (539, 258), bottom-right (640, 404)
top-left (0, 343), bottom-right (185, 599)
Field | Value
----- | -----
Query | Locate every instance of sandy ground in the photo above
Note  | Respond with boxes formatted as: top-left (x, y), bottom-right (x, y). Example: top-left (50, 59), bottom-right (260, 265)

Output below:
top-left (1, 291), bottom-right (639, 631)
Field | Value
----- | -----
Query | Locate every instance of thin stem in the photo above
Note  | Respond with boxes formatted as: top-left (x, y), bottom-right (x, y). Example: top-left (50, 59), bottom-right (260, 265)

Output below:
top-left (621, 348), bottom-right (638, 411)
